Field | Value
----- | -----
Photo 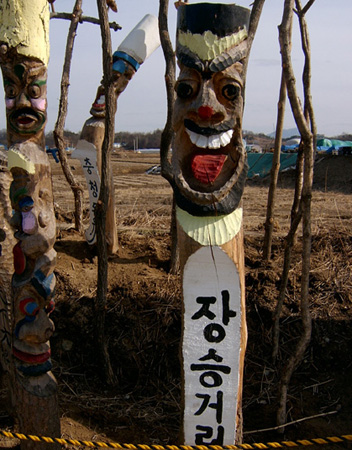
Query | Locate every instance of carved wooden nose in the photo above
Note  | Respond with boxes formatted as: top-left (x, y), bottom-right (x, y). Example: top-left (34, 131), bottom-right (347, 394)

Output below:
top-left (198, 105), bottom-right (213, 120)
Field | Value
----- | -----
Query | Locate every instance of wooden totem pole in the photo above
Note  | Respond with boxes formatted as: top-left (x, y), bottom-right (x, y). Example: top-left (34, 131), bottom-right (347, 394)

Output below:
top-left (164, 3), bottom-right (250, 445)
top-left (0, 1), bottom-right (60, 447)
top-left (0, 149), bottom-right (16, 385)
top-left (76, 14), bottom-right (160, 254)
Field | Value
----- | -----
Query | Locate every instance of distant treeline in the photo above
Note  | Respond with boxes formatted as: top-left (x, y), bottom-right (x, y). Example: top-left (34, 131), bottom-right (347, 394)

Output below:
top-left (0, 128), bottom-right (163, 150)
top-left (0, 128), bottom-right (351, 150)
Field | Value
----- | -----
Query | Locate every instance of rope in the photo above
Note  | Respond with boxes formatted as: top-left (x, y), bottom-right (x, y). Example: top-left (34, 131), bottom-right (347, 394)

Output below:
top-left (1, 430), bottom-right (352, 449)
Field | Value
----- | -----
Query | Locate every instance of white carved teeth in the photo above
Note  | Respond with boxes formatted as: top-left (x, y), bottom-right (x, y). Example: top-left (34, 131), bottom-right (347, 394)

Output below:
top-left (195, 134), bottom-right (208, 148)
top-left (97, 95), bottom-right (105, 105)
top-left (186, 128), bottom-right (233, 149)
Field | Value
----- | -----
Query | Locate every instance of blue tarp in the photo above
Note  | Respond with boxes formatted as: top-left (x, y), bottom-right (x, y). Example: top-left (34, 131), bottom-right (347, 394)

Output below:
top-left (281, 144), bottom-right (298, 152)
top-left (316, 139), bottom-right (352, 150)
top-left (247, 153), bottom-right (298, 178)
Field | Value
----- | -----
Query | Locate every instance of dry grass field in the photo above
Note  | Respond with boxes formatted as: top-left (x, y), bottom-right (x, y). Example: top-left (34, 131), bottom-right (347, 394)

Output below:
top-left (1, 151), bottom-right (352, 448)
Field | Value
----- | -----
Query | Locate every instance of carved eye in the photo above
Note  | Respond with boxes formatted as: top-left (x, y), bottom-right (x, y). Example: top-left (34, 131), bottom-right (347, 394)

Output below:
top-left (222, 84), bottom-right (240, 101)
top-left (19, 298), bottom-right (40, 317)
top-left (28, 84), bottom-right (41, 99)
top-left (176, 82), bottom-right (194, 99)
top-left (5, 85), bottom-right (17, 99)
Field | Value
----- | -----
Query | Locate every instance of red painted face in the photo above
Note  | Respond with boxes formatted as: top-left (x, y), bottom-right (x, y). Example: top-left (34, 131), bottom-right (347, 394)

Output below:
top-left (172, 63), bottom-right (245, 193)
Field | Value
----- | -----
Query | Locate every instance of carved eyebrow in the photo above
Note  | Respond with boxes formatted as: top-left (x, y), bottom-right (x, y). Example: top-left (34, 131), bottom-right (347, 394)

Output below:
top-left (31, 79), bottom-right (46, 86)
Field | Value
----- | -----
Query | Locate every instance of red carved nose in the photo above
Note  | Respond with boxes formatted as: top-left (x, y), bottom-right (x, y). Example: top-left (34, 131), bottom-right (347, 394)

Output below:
top-left (198, 105), bottom-right (213, 120)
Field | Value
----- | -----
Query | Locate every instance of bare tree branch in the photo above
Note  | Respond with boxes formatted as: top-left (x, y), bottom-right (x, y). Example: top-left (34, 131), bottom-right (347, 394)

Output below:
top-left (53, 0), bottom-right (84, 233)
top-left (158, 0), bottom-right (175, 183)
top-left (276, 0), bottom-right (315, 431)
top-left (158, 0), bottom-right (179, 274)
top-left (301, 0), bottom-right (316, 16)
top-left (263, 72), bottom-right (287, 260)
top-left (243, 0), bottom-right (266, 78)
top-left (50, 12), bottom-right (121, 31)
top-left (95, 0), bottom-right (116, 386)
top-left (247, 0), bottom-right (266, 48)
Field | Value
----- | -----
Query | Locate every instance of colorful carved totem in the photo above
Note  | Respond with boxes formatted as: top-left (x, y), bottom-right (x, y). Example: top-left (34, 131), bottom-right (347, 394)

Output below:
top-left (78, 14), bottom-right (160, 255)
top-left (0, 150), bottom-right (15, 377)
top-left (167, 3), bottom-right (250, 445)
top-left (0, 1), bottom-right (60, 446)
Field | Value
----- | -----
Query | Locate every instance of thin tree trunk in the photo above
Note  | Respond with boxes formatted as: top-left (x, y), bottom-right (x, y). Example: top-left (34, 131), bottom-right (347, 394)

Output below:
top-left (276, 0), bottom-right (316, 431)
top-left (263, 72), bottom-right (287, 260)
top-left (158, 0), bottom-right (175, 185)
top-left (53, 0), bottom-right (84, 234)
top-left (95, 0), bottom-right (116, 386)
top-left (158, 0), bottom-right (179, 273)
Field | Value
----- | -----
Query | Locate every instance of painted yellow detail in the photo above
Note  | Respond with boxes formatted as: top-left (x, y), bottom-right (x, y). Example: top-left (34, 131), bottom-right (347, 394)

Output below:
top-left (0, 0), bottom-right (50, 65)
top-left (178, 28), bottom-right (247, 61)
top-left (176, 206), bottom-right (242, 246)
top-left (8, 148), bottom-right (35, 174)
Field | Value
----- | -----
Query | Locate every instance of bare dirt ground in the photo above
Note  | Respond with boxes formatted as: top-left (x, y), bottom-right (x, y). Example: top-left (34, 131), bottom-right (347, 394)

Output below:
top-left (1, 152), bottom-right (352, 449)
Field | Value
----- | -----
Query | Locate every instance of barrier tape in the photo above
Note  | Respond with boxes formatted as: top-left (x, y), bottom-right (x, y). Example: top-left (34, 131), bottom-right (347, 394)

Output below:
top-left (1, 431), bottom-right (352, 449)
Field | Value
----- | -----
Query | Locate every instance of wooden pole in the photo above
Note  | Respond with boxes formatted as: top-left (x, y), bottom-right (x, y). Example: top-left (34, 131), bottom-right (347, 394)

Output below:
top-left (78, 14), bottom-right (161, 256)
top-left (0, 2), bottom-right (60, 448)
top-left (0, 153), bottom-right (16, 405)
top-left (163, 3), bottom-right (252, 444)
top-left (92, 8), bottom-right (160, 384)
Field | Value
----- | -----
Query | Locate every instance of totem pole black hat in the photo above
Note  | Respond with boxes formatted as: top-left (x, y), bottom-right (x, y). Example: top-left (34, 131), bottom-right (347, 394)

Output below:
top-left (176, 2), bottom-right (251, 72)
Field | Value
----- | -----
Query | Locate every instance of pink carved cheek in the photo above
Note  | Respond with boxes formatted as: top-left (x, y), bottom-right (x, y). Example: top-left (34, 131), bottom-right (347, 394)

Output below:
top-left (30, 98), bottom-right (46, 111)
top-left (5, 98), bottom-right (15, 109)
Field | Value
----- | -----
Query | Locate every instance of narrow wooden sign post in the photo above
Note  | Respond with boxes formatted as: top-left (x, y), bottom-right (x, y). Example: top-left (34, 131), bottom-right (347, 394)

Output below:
top-left (161, 2), bottom-right (251, 444)
top-left (79, 14), bottom-right (160, 255)
top-left (183, 245), bottom-right (242, 444)
top-left (0, 1), bottom-right (60, 448)
top-left (72, 140), bottom-right (101, 245)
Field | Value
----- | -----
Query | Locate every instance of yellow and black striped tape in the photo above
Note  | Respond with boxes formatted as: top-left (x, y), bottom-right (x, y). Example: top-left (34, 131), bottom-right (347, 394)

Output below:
top-left (1, 430), bottom-right (352, 449)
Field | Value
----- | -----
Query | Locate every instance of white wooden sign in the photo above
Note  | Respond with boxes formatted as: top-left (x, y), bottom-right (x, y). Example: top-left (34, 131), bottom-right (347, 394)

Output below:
top-left (71, 140), bottom-right (100, 245)
top-left (182, 245), bottom-right (241, 445)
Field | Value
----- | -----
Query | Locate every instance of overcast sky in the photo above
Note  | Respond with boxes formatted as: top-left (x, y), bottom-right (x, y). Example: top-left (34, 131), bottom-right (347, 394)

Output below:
top-left (0, 0), bottom-right (351, 137)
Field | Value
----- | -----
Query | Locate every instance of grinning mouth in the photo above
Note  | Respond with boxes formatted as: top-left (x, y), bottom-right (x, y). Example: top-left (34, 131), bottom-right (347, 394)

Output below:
top-left (184, 124), bottom-right (234, 185)
top-left (184, 119), bottom-right (234, 149)
top-left (92, 94), bottom-right (106, 110)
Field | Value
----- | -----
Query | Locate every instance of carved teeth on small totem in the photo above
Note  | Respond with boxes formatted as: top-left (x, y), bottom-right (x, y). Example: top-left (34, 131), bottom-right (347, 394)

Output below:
top-left (186, 128), bottom-right (233, 149)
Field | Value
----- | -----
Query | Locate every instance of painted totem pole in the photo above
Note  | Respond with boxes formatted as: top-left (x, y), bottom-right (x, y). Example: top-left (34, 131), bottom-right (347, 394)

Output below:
top-left (168, 3), bottom-right (250, 445)
top-left (0, 1), bottom-right (60, 447)
top-left (76, 14), bottom-right (160, 254)
top-left (0, 150), bottom-right (15, 380)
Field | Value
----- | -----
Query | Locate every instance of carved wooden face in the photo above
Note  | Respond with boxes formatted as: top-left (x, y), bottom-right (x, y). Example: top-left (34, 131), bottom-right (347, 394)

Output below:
top-left (171, 3), bottom-right (250, 216)
top-left (12, 282), bottom-right (55, 376)
top-left (1, 61), bottom-right (47, 145)
top-left (172, 61), bottom-right (248, 216)
top-left (173, 62), bottom-right (244, 190)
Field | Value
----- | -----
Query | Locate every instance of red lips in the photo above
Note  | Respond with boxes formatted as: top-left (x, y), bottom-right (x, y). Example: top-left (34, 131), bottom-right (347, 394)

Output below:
top-left (13, 347), bottom-right (51, 364)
